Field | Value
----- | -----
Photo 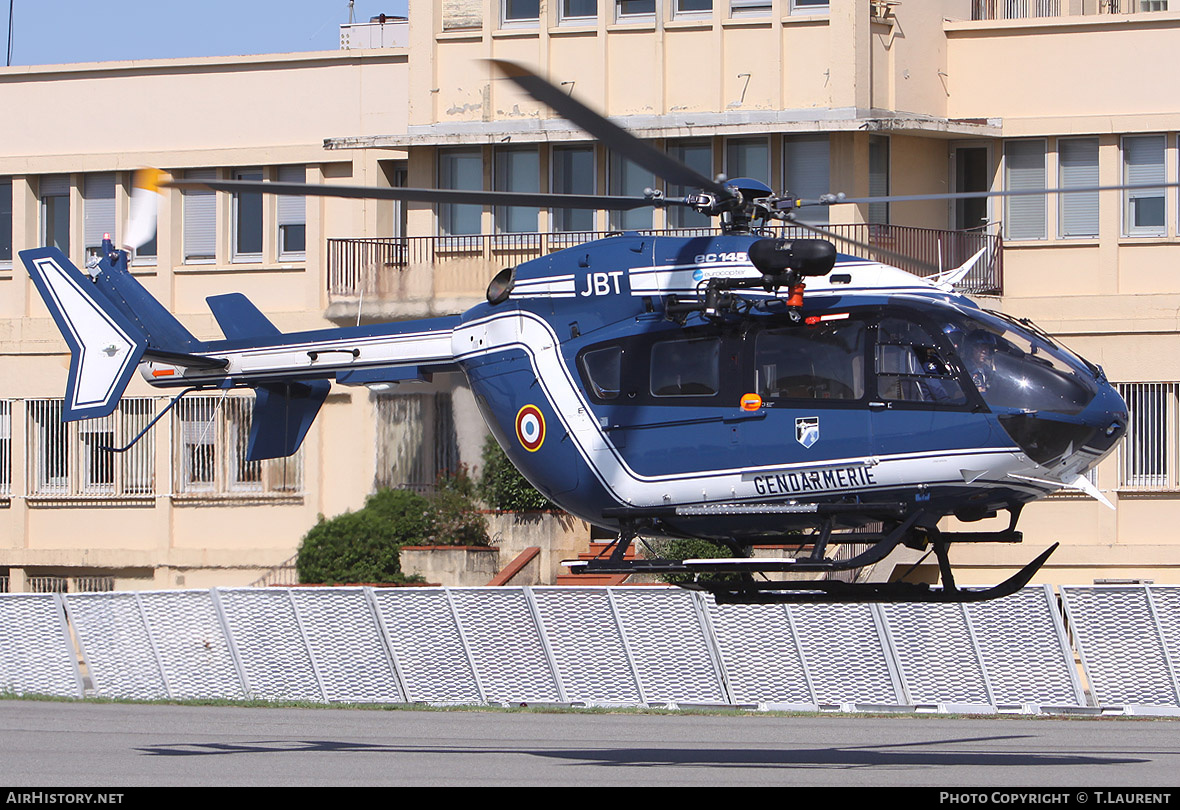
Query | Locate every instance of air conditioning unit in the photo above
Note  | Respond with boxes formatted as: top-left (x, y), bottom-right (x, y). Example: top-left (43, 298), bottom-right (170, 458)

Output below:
top-left (340, 15), bottom-right (409, 50)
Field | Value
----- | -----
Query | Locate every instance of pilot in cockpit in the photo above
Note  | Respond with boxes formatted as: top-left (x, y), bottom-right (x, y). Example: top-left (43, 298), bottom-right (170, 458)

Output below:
top-left (964, 331), bottom-right (998, 393)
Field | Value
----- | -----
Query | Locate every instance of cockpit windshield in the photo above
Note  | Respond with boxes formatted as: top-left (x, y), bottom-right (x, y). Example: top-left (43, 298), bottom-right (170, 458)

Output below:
top-left (944, 310), bottom-right (1098, 415)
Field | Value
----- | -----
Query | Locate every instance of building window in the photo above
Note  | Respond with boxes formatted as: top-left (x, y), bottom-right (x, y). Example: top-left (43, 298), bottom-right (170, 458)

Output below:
top-left (174, 396), bottom-right (302, 499)
top-left (502, 0), bottom-right (540, 25)
top-left (609, 155), bottom-right (654, 231)
top-left (83, 173), bottom-right (116, 262)
top-left (0, 178), bottom-right (11, 268)
top-left (1118, 382), bottom-right (1177, 490)
top-left (41, 175), bottom-right (70, 256)
top-left (552, 145), bottom-right (596, 232)
top-left (731, 0), bottom-right (771, 15)
top-left (675, 0), bottom-right (713, 15)
top-left (1003, 140), bottom-right (1046, 241)
top-left (0, 400), bottom-right (10, 501)
top-left (561, 0), bottom-right (598, 22)
top-left (791, 0), bottom-right (830, 12)
top-left (183, 168), bottom-right (216, 263)
top-left (26, 398), bottom-right (155, 500)
top-left (616, 0), bottom-right (656, 20)
top-left (725, 138), bottom-right (769, 185)
top-left (277, 165), bottom-right (307, 259)
top-left (785, 135), bottom-right (830, 227)
top-left (232, 168), bottom-right (263, 262)
top-left (1058, 137), bottom-right (1099, 239)
top-left (439, 149), bottom-right (484, 236)
top-left (868, 135), bottom-right (890, 226)
top-left (1123, 134), bottom-right (1166, 237)
top-left (494, 147), bottom-right (540, 234)
top-left (666, 140), bottom-right (713, 230)
top-left (374, 392), bottom-right (459, 493)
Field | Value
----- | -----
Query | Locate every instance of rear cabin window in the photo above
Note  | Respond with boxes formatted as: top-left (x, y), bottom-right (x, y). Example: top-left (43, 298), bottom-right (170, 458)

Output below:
top-left (581, 346), bottom-right (622, 400)
top-left (650, 338), bottom-right (720, 397)
top-left (876, 317), bottom-right (967, 405)
top-left (755, 321), bottom-right (865, 400)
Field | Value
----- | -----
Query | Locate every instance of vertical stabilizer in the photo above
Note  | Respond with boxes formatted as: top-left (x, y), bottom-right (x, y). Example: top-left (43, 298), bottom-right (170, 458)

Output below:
top-left (247, 381), bottom-right (332, 460)
top-left (89, 246), bottom-right (200, 351)
top-left (21, 247), bottom-right (147, 420)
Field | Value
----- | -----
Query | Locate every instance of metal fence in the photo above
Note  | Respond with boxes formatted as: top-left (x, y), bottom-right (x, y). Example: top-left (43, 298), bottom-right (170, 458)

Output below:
top-left (6, 584), bottom-right (1178, 714)
top-left (327, 225), bottom-right (1003, 299)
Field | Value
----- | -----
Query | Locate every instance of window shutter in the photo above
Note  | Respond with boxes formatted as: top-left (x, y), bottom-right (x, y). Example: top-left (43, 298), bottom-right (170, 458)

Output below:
top-left (1004, 140), bottom-right (1046, 241)
top-left (276, 165), bottom-right (305, 228)
top-left (83, 173), bottom-right (116, 249)
top-left (1123, 135), bottom-right (1166, 235)
top-left (868, 136), bottom-right (889, 225)
top-left (183, 169), bottom-right (216, 260)
top-left (40, 175), bottom-right (69, 197)
top-left (785, 136), bottom-right (830, 226)
top-left (1058, 138), bottom-right (1098, 238)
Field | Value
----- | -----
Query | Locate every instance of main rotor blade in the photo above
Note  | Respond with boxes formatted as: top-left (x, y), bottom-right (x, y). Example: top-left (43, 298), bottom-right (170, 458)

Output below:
top-left (490, 59), bottom-right (731, 199)
top-left (164, 177), bottom-right (684, 211)
top-left (826, 180), bottom-right (1180, 207)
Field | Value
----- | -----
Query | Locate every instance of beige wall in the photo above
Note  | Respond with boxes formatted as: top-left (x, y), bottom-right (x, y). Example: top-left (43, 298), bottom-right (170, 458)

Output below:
top-left (0, 49), bottom-right (425, 592)
top-left (946, 14), bottom-right (1180, 131)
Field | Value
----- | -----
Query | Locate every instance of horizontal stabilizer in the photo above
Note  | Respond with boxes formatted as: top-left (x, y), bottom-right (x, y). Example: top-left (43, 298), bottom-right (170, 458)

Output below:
top-left (21, 247), bottom-right (147, 420)
top-left (247, 380), bottom-right (331, 461)
top-left (207, 293), bottom-right (281, 340)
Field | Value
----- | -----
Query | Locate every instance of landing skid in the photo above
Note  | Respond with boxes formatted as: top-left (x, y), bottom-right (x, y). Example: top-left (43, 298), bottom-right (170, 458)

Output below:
top-left (565, 504), bottom-right (1055, 604)
top-left (688, 544), bottom-right (1058, 604)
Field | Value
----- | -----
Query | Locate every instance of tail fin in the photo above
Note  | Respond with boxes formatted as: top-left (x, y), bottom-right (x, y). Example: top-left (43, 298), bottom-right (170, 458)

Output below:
top-left (248, 381), bottom-right (332, 460)
top-left (88, 246), bottom-right (199, 351)
top-left (21, 246), bottom-right (149, 420)
top-left (206, 293), bottom-right (281, 340)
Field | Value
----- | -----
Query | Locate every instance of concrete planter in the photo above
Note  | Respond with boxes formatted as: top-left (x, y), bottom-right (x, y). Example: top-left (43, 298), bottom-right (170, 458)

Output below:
top-left (399, 545), bottom-right (500, 588)
top-left (399, 512), bottom-right (591, 587)
top-left (485, 511), bottom-right (591, 585)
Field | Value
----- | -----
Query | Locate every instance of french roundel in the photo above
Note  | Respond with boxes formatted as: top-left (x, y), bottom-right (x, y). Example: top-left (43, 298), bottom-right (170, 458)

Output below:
top-left (515, 404), bottom-right (546, 452)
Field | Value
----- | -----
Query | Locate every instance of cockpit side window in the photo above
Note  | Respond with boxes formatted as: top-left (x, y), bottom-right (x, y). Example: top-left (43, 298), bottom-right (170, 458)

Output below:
top-left (650, 337), bottom-right (720, 397)
top-left (580, 345), bottom-right (622, 400)
top-left (876, 317), bottom-right (967, 406)
top-left (755, 320), bottom-right (865, 400)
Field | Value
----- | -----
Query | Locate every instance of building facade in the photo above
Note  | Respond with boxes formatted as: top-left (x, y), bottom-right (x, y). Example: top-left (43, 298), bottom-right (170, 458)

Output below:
top-left (2, 1), bottom-right (1180, 592)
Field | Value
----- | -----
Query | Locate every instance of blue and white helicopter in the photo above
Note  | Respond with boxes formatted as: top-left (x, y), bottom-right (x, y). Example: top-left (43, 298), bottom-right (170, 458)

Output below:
top-left (21, 62), bottom-right (1129, 603)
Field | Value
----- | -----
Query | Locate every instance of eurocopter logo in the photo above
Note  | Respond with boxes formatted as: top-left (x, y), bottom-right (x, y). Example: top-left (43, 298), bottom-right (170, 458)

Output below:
top-left (796, 417), bottom-right (820, 448)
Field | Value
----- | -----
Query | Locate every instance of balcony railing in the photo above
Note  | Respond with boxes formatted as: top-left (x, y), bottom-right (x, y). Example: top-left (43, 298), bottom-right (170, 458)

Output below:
top-left (327, 224), bottom-right (1003, 301)
top-left (972, 0), bottom-right (1167, 19)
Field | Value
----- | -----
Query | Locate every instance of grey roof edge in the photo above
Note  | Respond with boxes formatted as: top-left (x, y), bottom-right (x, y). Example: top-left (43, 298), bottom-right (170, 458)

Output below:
top-left (324, 109), bottom-right (1002, 150)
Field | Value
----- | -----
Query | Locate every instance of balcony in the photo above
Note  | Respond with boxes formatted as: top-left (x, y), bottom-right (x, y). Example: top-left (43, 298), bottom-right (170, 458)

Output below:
top-left (972, 0), bottom-right (1168, 20)
top-left (326, 224), bottom-right (1003, 307)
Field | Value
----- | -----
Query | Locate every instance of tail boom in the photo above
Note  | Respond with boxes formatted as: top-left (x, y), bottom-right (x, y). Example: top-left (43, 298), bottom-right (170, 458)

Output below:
top-left (24, 244), bottom-right (460, 461)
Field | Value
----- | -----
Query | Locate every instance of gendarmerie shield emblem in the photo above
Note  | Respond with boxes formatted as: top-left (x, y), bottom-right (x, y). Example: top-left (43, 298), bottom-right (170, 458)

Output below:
top-left (796, 416), bottom-right (819, 448)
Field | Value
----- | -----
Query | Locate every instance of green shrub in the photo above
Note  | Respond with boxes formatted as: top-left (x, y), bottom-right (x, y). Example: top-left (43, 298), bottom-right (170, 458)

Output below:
top-left (297, 509), bottom-right (422, 585)
top-left (645, 537), bottom-right (739, 585)
top-left (361, 488), bottom-right (434, 539)
top-left (477, 434), bottom-right (554, 512)
top-left (426, 466), bottom-right (489, 546)
top-left (297, 479), bottom-right (492, 584)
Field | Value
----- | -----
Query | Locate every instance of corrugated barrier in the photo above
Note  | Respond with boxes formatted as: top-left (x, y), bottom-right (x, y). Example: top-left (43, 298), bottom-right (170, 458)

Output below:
top-left (2, 585), bottom-right (1175, 715)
